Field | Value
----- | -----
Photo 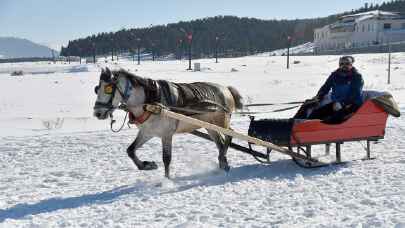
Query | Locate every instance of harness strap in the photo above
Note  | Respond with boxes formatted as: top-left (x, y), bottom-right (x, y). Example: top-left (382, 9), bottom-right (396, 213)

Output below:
top-left (122, 79), bottom-right (132, 101)
top-left (129, 111), bottom-right (152, 125)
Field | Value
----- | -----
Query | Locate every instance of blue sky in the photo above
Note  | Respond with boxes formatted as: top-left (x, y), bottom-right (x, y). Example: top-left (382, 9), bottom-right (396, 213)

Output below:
top-left (0, 0), bottom-right (386, 49)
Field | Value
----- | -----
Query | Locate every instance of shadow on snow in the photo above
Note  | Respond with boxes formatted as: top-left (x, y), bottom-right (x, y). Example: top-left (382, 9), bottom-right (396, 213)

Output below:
top-left (0, 185), bottom-right (140, 222)
top-left (0, 158), bottom-right (344, 222)
top-left (164, 158), bottom-right (345, 194)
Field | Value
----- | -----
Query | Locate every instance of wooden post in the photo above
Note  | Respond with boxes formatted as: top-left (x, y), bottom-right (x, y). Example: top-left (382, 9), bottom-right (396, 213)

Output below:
top-left (325, 143), bottom-right (331, 155)
top-left (336, 143), bottom-right (341, 163)
top-left (388, 41), bottom-right (391, 84)
top-left (287, 36), bottom-right (292, 69)
top-left (366, 140), bottom-right (371, 159)
top-left (306, 145), bottom-right (312, 158)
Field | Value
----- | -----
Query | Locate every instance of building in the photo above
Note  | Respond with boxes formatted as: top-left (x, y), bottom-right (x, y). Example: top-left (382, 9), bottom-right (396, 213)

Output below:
top-left (314, 10), bottom-right (405, 53)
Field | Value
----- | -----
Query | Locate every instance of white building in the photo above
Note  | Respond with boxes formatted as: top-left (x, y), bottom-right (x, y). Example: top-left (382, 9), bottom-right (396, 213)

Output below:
top-left (314, 10), bottom-right (405, 53)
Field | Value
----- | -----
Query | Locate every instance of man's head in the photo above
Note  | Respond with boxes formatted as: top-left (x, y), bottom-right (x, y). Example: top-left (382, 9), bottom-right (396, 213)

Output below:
top-left (339, 56), bottom-right (354, 72)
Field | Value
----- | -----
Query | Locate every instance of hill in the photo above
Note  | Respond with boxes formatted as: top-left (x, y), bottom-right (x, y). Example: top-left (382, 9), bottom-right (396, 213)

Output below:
top-left (0, 37), bottom-right (58, 59)
top-left (60, 0), bottom-right (405, 58)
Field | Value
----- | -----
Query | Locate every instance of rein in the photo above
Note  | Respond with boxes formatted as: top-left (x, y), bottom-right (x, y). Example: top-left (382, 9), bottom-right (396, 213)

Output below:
top-left (98, 76), bottom-right (134, 133)
top-left (110, 111), bottom-right (129, 132)
top-left (236, 104), bottom-right (302, 115)
top-left (237, 101), bottom-right (305, 115)
top-left (244, 101), bottom-right (304, 107)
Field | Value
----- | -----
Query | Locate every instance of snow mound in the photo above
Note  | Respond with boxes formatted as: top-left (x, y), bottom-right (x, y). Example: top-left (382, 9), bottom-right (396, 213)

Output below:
top-left (258, 42), bottom-right (314, 56)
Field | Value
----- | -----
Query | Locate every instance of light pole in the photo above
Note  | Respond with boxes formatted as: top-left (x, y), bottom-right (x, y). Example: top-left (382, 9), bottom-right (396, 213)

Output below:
top-left (137, 38), bottom-right (141, 65)
top-left (178, 39), bottom-right (183, 60)
top-left (111, 38), bottom-right (114, 61)
top-left (215, 36), bottom-right (219, 63)
top-left (116, 48), bottom-right (119, 61)
top-left (78, 47), bottom-right (82, 64)
top-left (92, 43), bottom-right (96, 64)
top-left (187, 33), bottom-right (192, 70)
top-left (151, 42), bottom-right (155, 61)
top-left (287, 36), bottom-right (292, 69)
top-left (131, 48), bottom-right (135, 62)
top-left (388, 38), bottom-right (391, 84)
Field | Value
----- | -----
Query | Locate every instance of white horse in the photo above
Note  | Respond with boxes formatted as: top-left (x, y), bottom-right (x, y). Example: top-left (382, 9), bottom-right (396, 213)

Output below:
top-left (93, 68), bottom-right (243, 178)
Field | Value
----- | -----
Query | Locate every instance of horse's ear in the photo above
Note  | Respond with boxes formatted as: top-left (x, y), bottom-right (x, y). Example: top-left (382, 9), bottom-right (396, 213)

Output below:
top-left (100, 67), bottom-right (112, 82)
top-left (105, 67), bottom-right (111, 76)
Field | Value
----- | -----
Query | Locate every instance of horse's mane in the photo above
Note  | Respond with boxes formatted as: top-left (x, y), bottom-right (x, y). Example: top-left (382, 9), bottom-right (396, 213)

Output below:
top-left (113, 69), bottom-right (154, 88)
top-left (113, 69), bottom-right (161, 103)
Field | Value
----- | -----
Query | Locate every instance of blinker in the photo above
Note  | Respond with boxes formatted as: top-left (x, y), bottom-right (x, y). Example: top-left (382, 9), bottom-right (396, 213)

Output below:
top-left (104, 84), bottom-right (114, 94)
top-left (94, 85), bottom-right (100, 94)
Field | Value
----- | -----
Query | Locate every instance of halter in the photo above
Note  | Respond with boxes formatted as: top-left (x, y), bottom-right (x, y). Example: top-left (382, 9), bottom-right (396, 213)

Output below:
top-left (94, 75), bottom-right (133, 111)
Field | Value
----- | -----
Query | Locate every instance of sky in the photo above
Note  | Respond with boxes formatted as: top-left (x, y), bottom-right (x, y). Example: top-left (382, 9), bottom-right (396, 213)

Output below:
top-left (0, 0), bottom-right (387, 50)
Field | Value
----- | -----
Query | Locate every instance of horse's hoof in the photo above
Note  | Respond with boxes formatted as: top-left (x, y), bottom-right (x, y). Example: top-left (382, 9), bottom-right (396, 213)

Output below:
top-left (142, 161), bottom-right (158, 170)
top-left (220, 163), bottom-right (230, 172)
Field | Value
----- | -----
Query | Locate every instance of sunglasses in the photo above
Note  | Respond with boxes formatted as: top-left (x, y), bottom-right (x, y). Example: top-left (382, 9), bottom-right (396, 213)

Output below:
top-left (339, 62), bottom-right (352, 66)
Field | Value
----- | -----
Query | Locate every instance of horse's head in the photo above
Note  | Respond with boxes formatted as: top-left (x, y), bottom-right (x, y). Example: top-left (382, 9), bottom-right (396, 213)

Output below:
top-left (93, 68), bottom-right (147, 120)
top-left (93, 68), bottom-right (123, 120)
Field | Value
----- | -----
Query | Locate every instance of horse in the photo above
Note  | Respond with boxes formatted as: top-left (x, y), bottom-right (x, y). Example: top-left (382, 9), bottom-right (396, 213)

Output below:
top-left (93, 67), bottom-right (243, 178)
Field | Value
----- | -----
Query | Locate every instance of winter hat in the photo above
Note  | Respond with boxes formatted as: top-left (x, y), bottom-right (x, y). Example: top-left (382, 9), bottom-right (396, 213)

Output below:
top-left (339, 56), bottom-right (355, 65)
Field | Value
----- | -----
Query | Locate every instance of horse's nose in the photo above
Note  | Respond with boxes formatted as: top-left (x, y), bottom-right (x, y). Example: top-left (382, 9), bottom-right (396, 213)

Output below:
top-left (94, 112), bottom-right (101, 118)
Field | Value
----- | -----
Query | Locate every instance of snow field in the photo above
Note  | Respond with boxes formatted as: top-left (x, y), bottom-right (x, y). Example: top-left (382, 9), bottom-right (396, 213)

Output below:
top-left (0, 53), bottom-right (404, 227)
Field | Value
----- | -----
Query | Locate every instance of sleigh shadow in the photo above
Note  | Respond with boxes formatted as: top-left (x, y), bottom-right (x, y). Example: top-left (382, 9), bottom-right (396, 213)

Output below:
top-left (167, 158), bottom-right (346, 194)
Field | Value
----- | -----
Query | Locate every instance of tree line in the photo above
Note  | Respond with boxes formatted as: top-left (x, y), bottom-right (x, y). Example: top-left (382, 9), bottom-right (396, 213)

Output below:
top-left (60, 0), bottom-right (405, 58)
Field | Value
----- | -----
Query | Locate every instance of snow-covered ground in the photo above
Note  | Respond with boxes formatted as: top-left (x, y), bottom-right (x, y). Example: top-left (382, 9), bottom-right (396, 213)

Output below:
top-left (260, 42), bottom-right (314, 56)
top-left (0, 54), bottom-right (404, 227)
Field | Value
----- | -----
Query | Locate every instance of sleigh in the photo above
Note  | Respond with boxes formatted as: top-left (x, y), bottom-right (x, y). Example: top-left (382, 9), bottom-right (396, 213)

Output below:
top-left (145, 91), bottom-right (400, 168)
top-left (245, 91), bottom-right (400, 166)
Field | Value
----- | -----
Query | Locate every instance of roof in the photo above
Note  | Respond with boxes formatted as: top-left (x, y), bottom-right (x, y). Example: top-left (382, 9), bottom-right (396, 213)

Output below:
top-left (341, 10), bottom-right (399, 19)
top-left (355, 14), bottom-right (375, 22)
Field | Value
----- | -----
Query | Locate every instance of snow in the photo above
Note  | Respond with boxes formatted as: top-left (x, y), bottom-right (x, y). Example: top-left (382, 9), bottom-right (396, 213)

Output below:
top-left (342, 10), bottom-right (399, 18)
top-left (0, 53), bottom-right (404, 227)
top-left (260, 42), bottom-right (314, 56)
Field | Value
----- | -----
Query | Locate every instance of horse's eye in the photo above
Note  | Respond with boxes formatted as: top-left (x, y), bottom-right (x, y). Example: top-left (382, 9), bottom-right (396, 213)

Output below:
top-left (94, 85), bottom-right (99, 94)
top-left (104, 84), bottom-right (114, 94)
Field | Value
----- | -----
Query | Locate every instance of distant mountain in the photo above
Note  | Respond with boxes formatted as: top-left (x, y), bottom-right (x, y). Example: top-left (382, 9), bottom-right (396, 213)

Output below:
top-left (0, 37), bottom-right (58, 59)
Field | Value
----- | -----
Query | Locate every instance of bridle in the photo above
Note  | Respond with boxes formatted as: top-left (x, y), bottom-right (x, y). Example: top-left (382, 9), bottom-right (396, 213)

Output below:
top-left (94, 75), bottom-right (133, 112)
top-left (94, 75), bottom-right (133, 132)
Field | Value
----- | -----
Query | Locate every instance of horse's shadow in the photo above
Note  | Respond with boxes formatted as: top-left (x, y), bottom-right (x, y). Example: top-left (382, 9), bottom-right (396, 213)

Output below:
top-left (0, 185), bottom-right (141, 222)
top-left (0, 159), bottom-right (344, 222)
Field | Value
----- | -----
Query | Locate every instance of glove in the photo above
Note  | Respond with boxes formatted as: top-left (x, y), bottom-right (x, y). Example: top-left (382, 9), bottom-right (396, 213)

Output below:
top-left (304, 96), bottom-right (320, 106)
top-left (333, 102), bottom-right (342, 111)
top-left (311, 95), bottom-right (320, 102)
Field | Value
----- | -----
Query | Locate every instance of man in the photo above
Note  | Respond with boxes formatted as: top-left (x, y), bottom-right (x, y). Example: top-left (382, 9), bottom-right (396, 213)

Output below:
top-left (307, 56), bottom-right (364, 123)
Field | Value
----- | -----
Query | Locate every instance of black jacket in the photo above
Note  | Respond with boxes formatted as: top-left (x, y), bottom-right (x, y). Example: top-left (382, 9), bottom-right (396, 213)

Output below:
top-left (317, 67), bottom-right (364, 106)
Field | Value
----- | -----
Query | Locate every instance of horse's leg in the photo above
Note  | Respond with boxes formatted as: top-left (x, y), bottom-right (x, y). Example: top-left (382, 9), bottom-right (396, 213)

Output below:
top-left (126, 132), bottom-right (157, 170)
top-left (207, 129), bottom-right (230, 172)
top-left (161, 135), bottom-right (173, 178)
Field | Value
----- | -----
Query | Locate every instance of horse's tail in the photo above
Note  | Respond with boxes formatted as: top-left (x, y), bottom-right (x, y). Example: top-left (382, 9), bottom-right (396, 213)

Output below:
top-left (227, 86), bottom-right (244, 110)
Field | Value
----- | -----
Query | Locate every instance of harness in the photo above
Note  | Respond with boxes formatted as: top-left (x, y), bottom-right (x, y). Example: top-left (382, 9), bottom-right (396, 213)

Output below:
top-left (94, 76), bottom-right (133, 111)
top-left (94, 75), bottom-right (150, 132)
top-left (97, 73), bottom-right (233, 132)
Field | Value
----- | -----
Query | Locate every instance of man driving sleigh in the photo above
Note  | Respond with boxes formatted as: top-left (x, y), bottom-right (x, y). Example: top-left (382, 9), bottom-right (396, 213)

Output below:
top-left (295, 56), bottom-right (364, 123)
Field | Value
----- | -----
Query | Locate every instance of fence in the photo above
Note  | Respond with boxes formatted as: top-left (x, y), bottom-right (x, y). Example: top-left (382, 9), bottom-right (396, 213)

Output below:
top-left (315, 41), bottom-right (405, 55)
